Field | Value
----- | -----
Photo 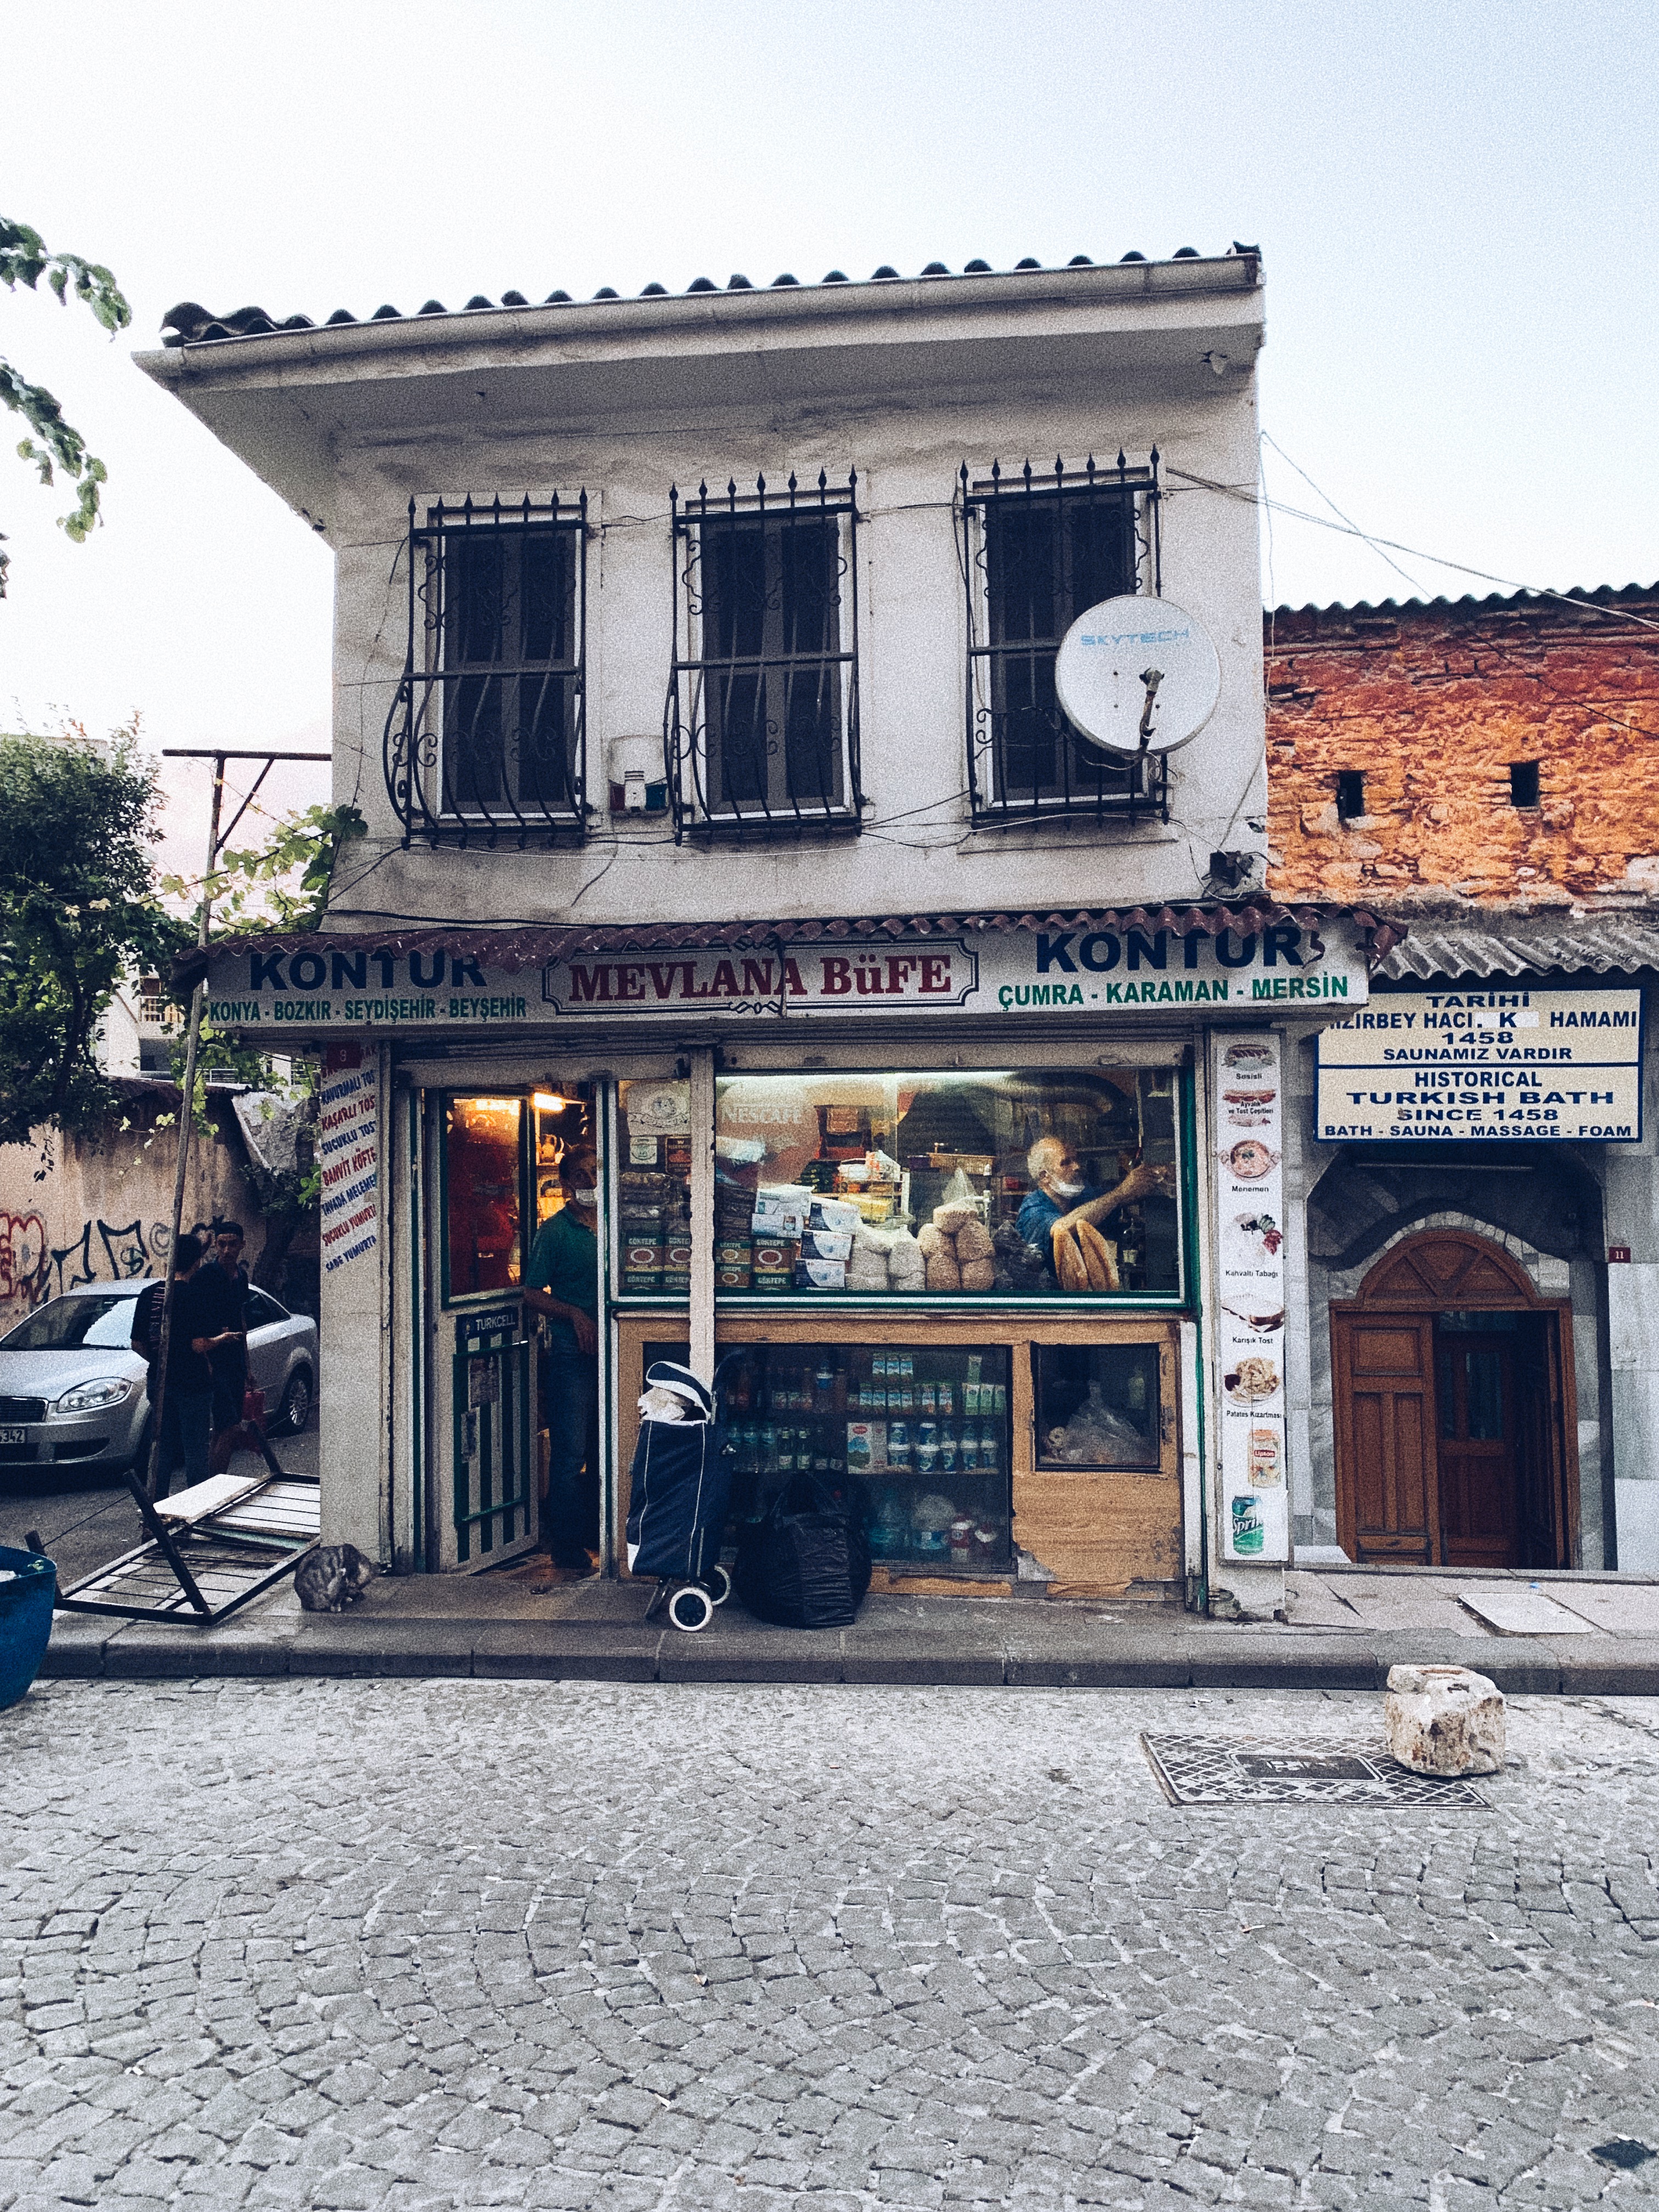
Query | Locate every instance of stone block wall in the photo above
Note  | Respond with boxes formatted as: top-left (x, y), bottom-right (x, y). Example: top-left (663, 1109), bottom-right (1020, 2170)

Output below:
top-left (1265, 588), bottom-right (1659, 904)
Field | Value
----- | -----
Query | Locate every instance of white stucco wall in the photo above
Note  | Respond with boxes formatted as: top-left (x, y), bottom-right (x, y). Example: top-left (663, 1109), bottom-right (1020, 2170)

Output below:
top-left (143, 262), bottom-right (1268, 934)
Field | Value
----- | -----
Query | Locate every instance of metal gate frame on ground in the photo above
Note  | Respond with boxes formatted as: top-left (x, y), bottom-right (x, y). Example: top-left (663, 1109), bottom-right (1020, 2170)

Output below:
top-left (51, 1437), bottom-right (320, 1624)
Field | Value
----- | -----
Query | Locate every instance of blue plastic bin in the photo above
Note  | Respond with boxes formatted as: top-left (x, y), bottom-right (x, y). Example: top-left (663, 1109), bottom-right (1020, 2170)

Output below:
top-left (0, 1546), bottom-right (57, 1711)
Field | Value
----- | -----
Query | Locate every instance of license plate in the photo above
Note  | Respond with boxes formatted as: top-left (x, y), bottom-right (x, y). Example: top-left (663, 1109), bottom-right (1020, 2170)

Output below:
top-left (0, 1426), bottom-right (29, 1447)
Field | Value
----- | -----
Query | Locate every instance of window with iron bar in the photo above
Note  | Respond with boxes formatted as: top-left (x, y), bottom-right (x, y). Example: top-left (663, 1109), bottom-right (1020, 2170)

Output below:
top-left (383, 493), bottom-right (589, 848)
top-left (959, 453), bottom-right (1165, 827)
top-left (666, 472), bottom-right (861, 840)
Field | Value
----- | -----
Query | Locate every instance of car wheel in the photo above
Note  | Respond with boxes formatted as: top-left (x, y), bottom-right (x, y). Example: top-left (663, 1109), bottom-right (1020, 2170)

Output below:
top-left (276, 1367), bottom-right (313, 1435)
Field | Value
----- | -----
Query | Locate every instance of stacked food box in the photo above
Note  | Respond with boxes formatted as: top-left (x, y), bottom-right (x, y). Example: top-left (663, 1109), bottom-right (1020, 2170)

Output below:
top-left (618, 1139), bottom-right (692, 1294)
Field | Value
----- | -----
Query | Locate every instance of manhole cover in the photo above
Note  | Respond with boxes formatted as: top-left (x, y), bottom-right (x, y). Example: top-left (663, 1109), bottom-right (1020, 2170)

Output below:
top-left (1140, 1734), bottom-right (1489, 1808)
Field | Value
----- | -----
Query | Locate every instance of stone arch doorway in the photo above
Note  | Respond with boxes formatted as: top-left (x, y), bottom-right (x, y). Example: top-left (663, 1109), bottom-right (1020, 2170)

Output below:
top-left (1330, 1229), bottom-right (1578, 1569)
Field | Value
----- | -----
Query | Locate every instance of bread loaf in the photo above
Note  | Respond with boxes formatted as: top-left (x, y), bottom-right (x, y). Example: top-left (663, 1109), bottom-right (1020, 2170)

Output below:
top-left (1074, 1218), bottom-right (1120, 1292)
top-left (1052, 1223), bottom-right (1090, 1292)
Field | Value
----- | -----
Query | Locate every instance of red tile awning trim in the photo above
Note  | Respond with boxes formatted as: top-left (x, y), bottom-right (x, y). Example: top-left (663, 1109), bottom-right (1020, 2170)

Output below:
top-left (172, 900), bottom-right (1403, 992)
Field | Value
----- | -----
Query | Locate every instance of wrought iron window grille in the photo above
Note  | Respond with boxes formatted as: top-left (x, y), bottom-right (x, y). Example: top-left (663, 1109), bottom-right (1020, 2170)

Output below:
top-left (958, 452), bottom-right (1167, 828)
top-left (665, 470), bottom-right (863, 842)
top-left (383, 492), bottom-right (589, 849)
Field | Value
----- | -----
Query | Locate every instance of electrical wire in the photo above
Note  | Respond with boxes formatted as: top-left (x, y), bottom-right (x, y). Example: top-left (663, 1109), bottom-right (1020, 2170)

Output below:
top-left (1168, 461), bottom-right (1659, 635)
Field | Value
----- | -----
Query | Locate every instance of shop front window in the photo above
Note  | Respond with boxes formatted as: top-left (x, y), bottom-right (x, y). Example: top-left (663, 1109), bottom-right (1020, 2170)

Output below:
top-left (649, 1338), bottom-right (1014, 1573)
top-left (1034, 1342), bottom-right (1161, 1467)
top-left (713, 1067), bottom-right (1182, 1298)
top-left (617, 1079), bottom-right (693, 1297)
top-left (444, 1097), bottom-right (523, 1299)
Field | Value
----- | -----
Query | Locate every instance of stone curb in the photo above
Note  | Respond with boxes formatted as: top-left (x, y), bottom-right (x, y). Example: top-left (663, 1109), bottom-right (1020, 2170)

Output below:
top-left (34, 1617), bottom-right (1659, 1692)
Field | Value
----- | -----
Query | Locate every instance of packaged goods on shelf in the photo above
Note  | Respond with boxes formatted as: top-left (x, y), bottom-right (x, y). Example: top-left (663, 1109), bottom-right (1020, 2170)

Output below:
top-left (809, 1196), bottom-right (862, 1237)
top-left (795, 1257), bottom-right (847, 1290)
top-left (752, 1184), bottom-right (812, 1238)
top-left (800, 1229), bottom-right (853, 1262)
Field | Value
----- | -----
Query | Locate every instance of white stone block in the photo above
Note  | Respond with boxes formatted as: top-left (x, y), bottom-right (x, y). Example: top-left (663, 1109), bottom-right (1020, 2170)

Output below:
top-left (1384, 1664), bottom-right (1505, 1776)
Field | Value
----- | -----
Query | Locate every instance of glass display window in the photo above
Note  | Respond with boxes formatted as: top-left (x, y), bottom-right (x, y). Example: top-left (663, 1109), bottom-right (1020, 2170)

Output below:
top-left (1033, 1341), bottom-right (1162, 1468)
top-left (645, 1337), bottom-right (1014, 1573)
top-left (444, 1096), bottom-right (523, 1300)
top-left (445, 1085), bottom-right (597, 1302)
top-left (713, 1066), bottom-right (1182, 1299)
top-left (618, 1079), bottom-right (693, 1296)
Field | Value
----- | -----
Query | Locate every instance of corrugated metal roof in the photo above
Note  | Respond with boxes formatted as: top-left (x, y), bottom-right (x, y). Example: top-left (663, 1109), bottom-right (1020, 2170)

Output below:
top-left (157, 244), bottom-right (1263, 347)
top-left (1267, 582), bottom-right (1659, 625)
top-left (173, 898), bottom-right (1394, 994)
top-left (1378, 914), bottom-right (1659, 981)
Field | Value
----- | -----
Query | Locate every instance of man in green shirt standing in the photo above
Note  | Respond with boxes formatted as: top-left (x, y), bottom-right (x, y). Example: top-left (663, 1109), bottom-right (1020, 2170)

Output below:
top-left (523, 1145), bottom-right (601, 1573)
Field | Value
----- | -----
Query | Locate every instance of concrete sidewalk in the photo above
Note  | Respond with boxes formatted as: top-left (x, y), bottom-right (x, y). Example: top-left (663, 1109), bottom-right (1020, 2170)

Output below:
top-left (34, 1554), bottom-right (1659, 1693)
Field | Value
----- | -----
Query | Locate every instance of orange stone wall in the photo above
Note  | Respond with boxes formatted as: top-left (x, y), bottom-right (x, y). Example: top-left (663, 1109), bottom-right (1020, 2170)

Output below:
top-left (1264, 589), bottom-right (1659, 906)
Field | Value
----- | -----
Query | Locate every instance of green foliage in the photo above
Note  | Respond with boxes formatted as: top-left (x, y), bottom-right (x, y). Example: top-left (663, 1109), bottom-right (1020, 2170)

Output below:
top-left (0, 723), bottom-right (184, 1147)
top-left (162, 803), bottom-right (368, 935)
top-left (1, 215), bottom-right (131, 596)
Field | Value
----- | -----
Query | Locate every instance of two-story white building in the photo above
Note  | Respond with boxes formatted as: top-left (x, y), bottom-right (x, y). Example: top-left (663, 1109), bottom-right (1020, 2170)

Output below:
top-left (144, 246), bottom-right (1390, 1616)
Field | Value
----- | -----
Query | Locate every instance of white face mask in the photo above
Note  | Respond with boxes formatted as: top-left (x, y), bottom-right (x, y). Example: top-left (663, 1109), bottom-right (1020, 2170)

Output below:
top-left (568, 1186), bottom-right (599, 1207)
top-left (1049, 1176), bottom-right (1086, 1199)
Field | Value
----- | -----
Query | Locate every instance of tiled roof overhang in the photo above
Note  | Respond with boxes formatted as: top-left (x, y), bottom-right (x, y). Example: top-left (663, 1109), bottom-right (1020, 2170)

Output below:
top-left (1377, 914), bottom-right (1659, 981)
top-left (173, 900), bottom-right (1401, 995)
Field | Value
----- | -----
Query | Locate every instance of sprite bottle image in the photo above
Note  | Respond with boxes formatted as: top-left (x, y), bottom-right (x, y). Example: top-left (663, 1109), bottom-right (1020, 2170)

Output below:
top-left (1231, 1494), bottom-right (1265, 1556)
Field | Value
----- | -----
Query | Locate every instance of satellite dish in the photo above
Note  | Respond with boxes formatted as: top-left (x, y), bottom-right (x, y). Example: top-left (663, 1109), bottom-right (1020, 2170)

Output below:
top-left (1054, 595), bottom-right (1221, 755)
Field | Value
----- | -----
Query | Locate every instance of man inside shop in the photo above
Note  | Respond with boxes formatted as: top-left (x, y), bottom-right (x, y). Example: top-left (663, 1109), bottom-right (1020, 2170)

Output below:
top-left (198, 1220), bottom-right (251, 1467)
top-left (1019, 1138), bottom-right (1177, 1284)
top-left (523, 1145), bottom-right (601, 1575)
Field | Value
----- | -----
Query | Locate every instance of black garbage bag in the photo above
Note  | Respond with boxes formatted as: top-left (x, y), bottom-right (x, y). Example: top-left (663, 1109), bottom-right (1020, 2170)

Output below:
top-left (735, 1471), bottom-right (871, 1629)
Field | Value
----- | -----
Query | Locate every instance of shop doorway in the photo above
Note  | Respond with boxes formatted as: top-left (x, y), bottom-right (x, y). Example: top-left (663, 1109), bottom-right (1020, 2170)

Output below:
top-left (420, 1082), bottom-right (597, 1570)
top-left (1330, 1230), bottom-right (1577, 1570)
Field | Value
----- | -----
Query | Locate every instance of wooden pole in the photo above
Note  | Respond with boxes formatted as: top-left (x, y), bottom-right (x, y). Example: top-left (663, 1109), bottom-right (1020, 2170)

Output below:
top-left (141, 754), bottom-right (225, 1520)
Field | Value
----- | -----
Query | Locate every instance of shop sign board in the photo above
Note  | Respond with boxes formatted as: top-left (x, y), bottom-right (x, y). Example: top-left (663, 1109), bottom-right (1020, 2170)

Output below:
top-left (318, 1060), bottom-right (379, 1274)
top-left (1315, 987), bottom-right (1643, 1143)
top-left (1211, 1034), bottom-right (1288, 1565)
top-left (204, 918), bottom-right (1370, 1038)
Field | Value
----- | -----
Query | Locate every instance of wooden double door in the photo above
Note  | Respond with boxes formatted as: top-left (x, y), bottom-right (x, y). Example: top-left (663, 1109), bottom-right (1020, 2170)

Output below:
top-left (1331, 1233), bottom-right (1577, 1570)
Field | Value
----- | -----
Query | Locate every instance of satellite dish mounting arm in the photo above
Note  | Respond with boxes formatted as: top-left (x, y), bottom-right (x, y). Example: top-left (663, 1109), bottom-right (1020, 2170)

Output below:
top-left (1137, 667), bottom-right (1164, 753)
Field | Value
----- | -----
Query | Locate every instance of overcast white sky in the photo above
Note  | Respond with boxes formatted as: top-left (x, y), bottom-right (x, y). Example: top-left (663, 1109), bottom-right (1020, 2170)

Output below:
top-left (3, 0), bottom-right (1655, 865)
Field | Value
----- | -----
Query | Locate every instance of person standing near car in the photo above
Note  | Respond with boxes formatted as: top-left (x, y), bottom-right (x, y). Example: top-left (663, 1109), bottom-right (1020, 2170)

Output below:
top-left (198, 1220), bottom-right (251, 1466)
top-left (130, 1233), bottom-right (231, 1498)
top-left (522, 1146), bottom-right (600, 1575)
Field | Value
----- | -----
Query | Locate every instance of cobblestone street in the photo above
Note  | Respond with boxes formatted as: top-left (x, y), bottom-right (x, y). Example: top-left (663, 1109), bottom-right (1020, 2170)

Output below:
top-left (3, 1681), bottom-right (1658, 2211)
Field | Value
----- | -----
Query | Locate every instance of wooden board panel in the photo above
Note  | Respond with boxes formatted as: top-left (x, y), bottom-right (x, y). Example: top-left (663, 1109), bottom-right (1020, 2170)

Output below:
top-left (1012, 1466), bottom-right (1183, 1598)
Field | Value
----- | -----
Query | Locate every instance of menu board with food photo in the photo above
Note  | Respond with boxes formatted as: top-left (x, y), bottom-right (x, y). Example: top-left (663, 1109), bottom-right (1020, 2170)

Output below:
top-left (1212, 1033), bottom-right (1288, 1562)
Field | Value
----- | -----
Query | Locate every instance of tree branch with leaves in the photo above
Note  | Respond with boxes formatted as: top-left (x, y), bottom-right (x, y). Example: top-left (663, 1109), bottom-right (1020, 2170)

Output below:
top-left (0, 723), bottom-right (185, 1149)
top-left (1, 216), bottom-right (131, 597)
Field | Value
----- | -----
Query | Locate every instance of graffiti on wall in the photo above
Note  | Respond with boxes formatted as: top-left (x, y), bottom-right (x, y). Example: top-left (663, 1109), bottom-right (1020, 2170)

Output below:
top-left (0, 1210), bottom-right (215, 1316)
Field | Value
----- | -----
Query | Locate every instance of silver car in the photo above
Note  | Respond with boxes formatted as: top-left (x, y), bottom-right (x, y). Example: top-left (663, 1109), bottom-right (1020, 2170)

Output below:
top-left (0, 1279), bottom-right (318, 1479)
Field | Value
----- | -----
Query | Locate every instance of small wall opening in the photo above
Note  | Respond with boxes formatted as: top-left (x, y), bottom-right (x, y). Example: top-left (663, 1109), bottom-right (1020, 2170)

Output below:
top-left (1335, 769), bottom-right (1366, 820)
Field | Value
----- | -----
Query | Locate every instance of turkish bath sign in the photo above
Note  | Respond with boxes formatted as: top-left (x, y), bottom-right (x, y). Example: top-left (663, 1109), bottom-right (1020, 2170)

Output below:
top-left (205, 919), bottom-right (1369, 1037)
top-left (1316, 987), bottom-right (1644, 1143)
